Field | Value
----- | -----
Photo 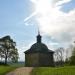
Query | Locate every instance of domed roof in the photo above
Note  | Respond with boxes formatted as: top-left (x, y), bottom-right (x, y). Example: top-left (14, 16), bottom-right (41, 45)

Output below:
top-left (25, 32), bottom-right (54, 53)
top-left (25, 42), bottom-right (54, 53)
top-left (30, 43), bottom-right (48, 52)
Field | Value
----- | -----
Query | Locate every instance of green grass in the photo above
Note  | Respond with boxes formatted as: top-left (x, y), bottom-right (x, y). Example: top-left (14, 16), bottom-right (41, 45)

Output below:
top-left (32, 66), bottom-right (75, 75)
top-left (0, 62), bottom-right (24, 75)
top-left (0, 65), bottom-right (17, 75)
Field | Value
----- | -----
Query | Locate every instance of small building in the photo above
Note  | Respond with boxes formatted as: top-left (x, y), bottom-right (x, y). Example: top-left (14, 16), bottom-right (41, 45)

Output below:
top-left (24, 32), bottom-right (54, 67)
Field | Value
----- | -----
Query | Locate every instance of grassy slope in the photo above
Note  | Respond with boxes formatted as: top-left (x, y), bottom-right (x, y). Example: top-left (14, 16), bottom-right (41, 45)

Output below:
top-left (0, 62), bottom-right (24, 75)
top-left (32, 66), bottom-right (75, 75)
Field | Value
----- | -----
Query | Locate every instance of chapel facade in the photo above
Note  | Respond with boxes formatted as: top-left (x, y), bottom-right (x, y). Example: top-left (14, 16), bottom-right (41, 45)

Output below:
top-left (24, 32), bottom-right (54, 67)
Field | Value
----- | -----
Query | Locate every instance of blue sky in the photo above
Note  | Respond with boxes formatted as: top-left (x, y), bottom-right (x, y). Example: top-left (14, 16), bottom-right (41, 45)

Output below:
top-left (61, 0), bottom-right (75, 12)
top-left (0, 0), bottom-right (38, 46)
top-left (0, 0), bottom-right (75, 61)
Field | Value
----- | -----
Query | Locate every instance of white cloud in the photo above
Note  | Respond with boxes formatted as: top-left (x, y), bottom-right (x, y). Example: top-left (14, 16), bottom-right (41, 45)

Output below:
top-left (24, 12), bottom-right (37, 22)
top-left (24, 0), bottom-right (75, 47)
top-left (55, 0), bottom-right (71, 6)
top-left (34, 0), bottom-right (75, 45)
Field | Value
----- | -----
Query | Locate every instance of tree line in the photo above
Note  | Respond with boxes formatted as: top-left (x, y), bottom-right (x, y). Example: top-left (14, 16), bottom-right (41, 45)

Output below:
top-left (0, 35), bottom-right (19, 65)
top-left (54, 42), bottom-right (75, 66)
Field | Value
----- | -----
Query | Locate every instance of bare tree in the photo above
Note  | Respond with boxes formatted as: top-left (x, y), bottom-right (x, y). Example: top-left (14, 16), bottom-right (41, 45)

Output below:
top-left (54, 47), bottom-right (64, 66)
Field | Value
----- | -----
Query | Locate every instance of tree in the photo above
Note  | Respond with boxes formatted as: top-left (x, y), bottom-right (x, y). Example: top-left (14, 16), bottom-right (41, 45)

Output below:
top-left (54, 47), bottom-right (64, 66)
top-left (10, 48), bottom-right (19, 63)
top-left (0, 35), bottom-right (19, 64)
top-left (65, 45), bottom-right (73, 65)
top-left (70, 46), bottom-right (75, 65)
top-left (0, 46), bottom-right (3, 61)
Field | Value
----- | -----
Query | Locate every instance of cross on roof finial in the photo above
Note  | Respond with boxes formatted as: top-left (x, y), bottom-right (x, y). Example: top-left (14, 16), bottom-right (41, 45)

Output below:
top-left (38, 28), bottom-right (40, 35)
top-left (38, 26), bottom-right (40, 35)
top-left (37, 26), bottom-right (42, 43)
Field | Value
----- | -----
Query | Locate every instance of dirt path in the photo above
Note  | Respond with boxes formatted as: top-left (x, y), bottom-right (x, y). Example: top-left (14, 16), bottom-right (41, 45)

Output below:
top-left (6, 67), bottom-right (33, 75)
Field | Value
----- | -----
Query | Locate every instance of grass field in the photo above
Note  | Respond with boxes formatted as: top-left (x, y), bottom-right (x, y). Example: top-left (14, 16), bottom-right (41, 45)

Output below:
top-left (32, 66), bottom-right (75, 75)
top-left (0, 65), bottom-right (17, 75)
top-left (0, 62), bottom-right (24, 75)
